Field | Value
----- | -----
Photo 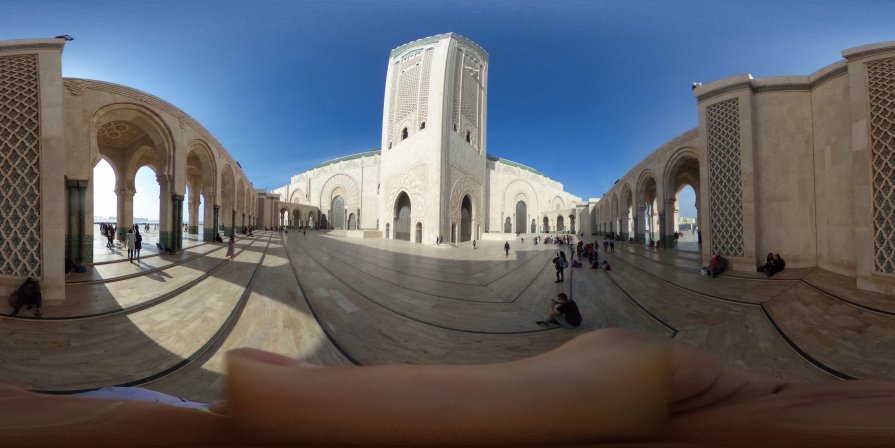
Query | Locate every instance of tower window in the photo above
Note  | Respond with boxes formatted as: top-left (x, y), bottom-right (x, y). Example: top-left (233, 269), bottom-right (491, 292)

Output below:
top-left (453, 123), bottom-right (458, 131)
top-left (402, 128), bottom-right (408, 140)
top-left (465, 131), bottom-right (471, 143)
top-left (420, 122), bottom-right (426, 130)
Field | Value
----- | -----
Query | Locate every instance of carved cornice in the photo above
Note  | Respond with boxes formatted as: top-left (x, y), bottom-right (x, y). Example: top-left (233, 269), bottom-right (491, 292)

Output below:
top-left (699, 66), bottom-right (850, 102)
top-left (0, 42), bottom-right (64, 54)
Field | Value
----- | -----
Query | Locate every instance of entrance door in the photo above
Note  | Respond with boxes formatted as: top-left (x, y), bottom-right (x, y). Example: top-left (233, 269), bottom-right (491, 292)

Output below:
top-left (394, 192), bottom-right (411, 241)
top-left (460, 195), bottom-right (472, 242)
top-left (331, 196), bottom-right (345, 230)
top-left (515, 201), bottom-right (526, 234)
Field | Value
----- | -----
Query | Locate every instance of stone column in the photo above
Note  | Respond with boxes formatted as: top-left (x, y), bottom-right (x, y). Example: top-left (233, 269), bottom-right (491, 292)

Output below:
top-left (664, 198), bottom-right (677, 248)
top-left (116, 187), bottom-right (135, 241)
top-left (157, 174), bottom-right (172, 250)
top-left (172, 194), bottom-right (184, 252)
top-left (202, 193), bottom-right (215, 241)
top-left (619, 208), bottom-right (630, 241)
top-left (66, 179), bottom-right (88, 262)
top-left (188, 191), bottom-right (200, 235)
top-left (212, 205), bottom-right (220, 241)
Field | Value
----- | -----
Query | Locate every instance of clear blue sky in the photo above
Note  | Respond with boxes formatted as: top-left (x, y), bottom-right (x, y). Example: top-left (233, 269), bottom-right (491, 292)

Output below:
top-left (5, 0), bottom-right (895, 220)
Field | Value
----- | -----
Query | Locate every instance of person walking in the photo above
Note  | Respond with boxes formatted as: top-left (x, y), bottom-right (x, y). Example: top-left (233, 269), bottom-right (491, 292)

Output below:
top-left (504, 241), bottom-right (510, 257)
top-left (472, 239), bottom-right (476, 250)
top-left (125, 228), bottom-right (136, 262)
top-left (226, 234), bottom-right (236, 261)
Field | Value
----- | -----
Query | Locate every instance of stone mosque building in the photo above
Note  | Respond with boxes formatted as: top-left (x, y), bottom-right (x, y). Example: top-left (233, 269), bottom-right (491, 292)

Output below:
top-left (2, 33), bottom-right (895, 303)
top-left (271, 33), bottom-right (582, 244)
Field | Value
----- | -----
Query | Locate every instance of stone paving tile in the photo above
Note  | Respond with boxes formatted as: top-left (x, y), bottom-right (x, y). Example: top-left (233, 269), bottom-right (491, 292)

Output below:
top-left (7, 230), bottom-right (895, 397)
top-left (67, 242), bottom-right (221, 283)
top-left (0, 235), bottom-right (271, 391)
top-left (763, 283), bottom-right (895, 380)
top-left (148, 237), bottom-right (351, 402)
top-left (802, 269), bottom-right (895, 313)
top-left (603, 263), bottom-right (832, 382)
top-left (608, 245), bottom-right (796, 304)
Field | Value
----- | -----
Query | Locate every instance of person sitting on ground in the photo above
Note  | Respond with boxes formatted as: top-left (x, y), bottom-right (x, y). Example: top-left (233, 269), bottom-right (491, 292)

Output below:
top-left (1, 328), bottom-right (895, 446)
top-left (758, 252), bottom-right (774, 274)
top-left (768, 253), bottom-right (785, 277)
top-left (705, 254), bottom-right (727, 278)
top-left (536, 292), bottom-right (582, 328)
top-left (10, 277), bottom-right (42, 318)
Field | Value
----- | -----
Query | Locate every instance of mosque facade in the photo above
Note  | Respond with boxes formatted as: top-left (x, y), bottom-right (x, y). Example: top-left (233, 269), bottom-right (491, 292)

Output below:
top-left (272, 33), bottom-right (582, 243)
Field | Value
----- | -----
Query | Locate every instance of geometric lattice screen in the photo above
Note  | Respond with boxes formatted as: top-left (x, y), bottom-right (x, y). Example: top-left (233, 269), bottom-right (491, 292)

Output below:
top-left (868, 57), bottom-right (895, 274)
top-left (387, 47), bottom-right (433, 148)
top-left (0, 54), bottom-right (41, 277)
top-left (706, 98), bottom-right (745, 258)
top-left (452, 47), bottom-right (484, 151)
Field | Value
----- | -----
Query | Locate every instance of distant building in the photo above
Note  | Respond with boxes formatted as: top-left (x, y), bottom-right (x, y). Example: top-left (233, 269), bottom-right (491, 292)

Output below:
top-left (273, 33), bottom-right (581, 243)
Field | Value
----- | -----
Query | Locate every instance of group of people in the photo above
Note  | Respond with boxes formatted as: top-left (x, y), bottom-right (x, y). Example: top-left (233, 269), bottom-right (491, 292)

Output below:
top-left (124, 224), bottom-right (143, 262)
top-left (100, 222), bottom-right (116, 249)
top-left (758, 252), bottom-right (786, 277)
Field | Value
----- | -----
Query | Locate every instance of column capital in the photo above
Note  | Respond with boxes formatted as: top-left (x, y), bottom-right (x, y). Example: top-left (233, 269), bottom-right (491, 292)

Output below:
top-left (67, 179), bottom-right (88, 188)
top-left (171, 194), bottom-right (184, 201)
top-left (116, 187), bottom-right (136, 197)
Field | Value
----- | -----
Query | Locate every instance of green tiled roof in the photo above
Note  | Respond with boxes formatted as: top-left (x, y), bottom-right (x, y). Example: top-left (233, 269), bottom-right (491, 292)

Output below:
top-left (310, 149), bottom-right (381, 171)
top-left (487, 154), bottom-right (544, 176)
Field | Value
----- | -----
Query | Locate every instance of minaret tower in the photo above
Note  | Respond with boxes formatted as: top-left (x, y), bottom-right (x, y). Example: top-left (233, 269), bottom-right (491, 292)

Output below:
top-left (379, 33), bottom-right (488, 244)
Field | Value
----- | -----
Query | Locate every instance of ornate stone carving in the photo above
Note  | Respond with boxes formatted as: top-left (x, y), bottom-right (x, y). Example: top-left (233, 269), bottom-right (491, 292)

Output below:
top-left (289, 187), bottom-right (305, 205)
top-left (319, 174), bottom-right (359, 210)
top-left (449, 176), bottom-right (481, 221)
top-left (867, 57), bottom-right (895, 274)
top-left (0, 54), bottom-right (42, 277)
top-left (386, 172), bottom-right (424, 221)
top-left (706, 98), bottom-right (745, 258)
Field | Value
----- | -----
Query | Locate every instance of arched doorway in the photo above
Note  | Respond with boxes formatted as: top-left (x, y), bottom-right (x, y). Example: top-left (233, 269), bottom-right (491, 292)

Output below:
top-left (415, 222), bottom-right (422, 243)
top-left (515, 201), bottom-right (527, 234)
top-left (531, 218), bottom-right (536, 233)
top-left (321, 214), bottom-right (328, 229)
top-left (460, 195), bottom-right (472, 242)
top-left (569, 215), bottom-right (576, 234)
top-left (504, 217), bottom-right (512, 233)
top-left (348, 213), bottom-right (356, 230)
top-left (394, 192), bottom-right (411, 241)
top-left (543, 216), bottom-right (550, 233)
top-left (331, 196), bottom-right (345, 230)
top-left (557, 215), bottom-right (565, 232)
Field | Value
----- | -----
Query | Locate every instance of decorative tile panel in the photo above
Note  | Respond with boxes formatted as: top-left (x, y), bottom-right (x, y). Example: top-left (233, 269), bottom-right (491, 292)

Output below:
top-left (705, 98), bottom-right (745, 258)
top-left (0, 54), bottom-right (41, 277)
top-left (867, 57), bottom-right (895, 274)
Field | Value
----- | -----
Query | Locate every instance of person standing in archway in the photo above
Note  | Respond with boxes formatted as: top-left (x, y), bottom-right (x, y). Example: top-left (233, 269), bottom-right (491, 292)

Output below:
top-left (504, 241), bottom-right (510, 256)
top-left (125, 228), bottom-right (135, 262)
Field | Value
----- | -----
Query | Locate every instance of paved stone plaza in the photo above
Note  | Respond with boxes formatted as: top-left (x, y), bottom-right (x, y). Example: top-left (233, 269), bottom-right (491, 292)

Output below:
top-left (2, 230), bottom-right (892, 402)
